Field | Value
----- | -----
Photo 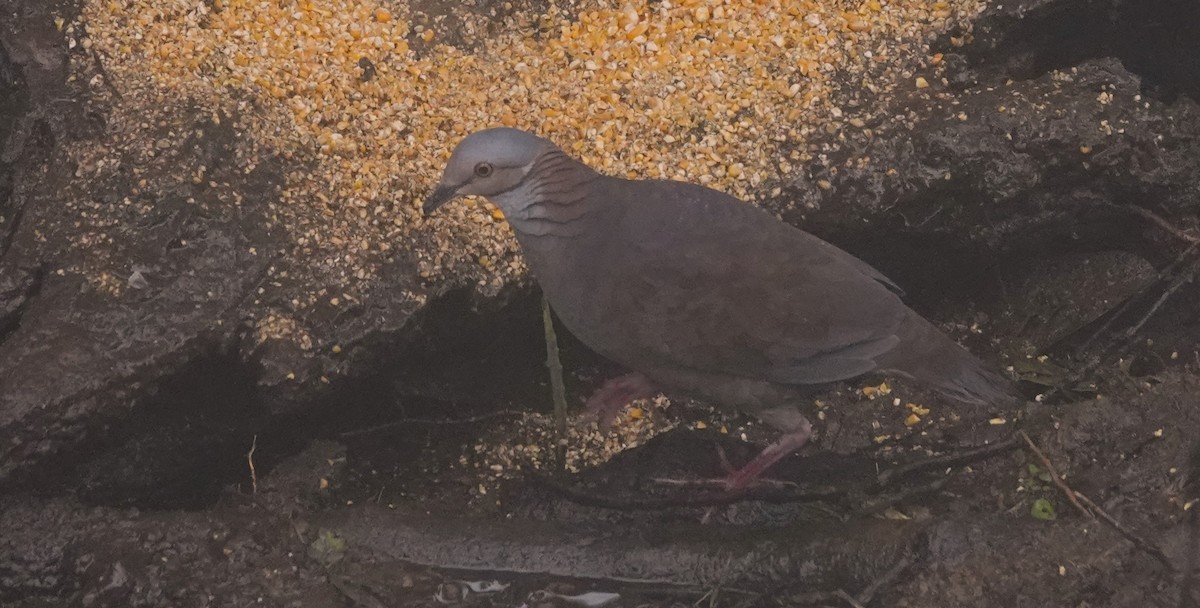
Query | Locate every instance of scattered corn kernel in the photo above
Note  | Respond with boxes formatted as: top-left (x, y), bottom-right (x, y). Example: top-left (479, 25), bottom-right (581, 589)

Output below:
top-left (72, 0), bottom-right (986, 342)
top-left (906, 403), bottom-right (930, 416)
top-left (861, 382), bottom-right (892, 398)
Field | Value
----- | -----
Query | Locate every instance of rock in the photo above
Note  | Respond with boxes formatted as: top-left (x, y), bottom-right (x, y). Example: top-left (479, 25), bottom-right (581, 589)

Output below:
top-left (778, 56), bottom-right (1199, 278)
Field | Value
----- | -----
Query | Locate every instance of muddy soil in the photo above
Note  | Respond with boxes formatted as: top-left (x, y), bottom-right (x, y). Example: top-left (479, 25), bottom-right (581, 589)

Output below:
top-left (3, 0), bottom-right (1200, 606)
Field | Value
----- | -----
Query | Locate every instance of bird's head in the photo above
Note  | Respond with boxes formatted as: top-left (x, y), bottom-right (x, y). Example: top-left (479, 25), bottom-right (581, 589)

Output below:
top-left (423, 127), bottom-right (554, 215)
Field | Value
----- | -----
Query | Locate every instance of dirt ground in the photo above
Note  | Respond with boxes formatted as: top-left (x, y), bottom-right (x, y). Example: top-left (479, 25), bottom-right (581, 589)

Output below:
top-left (3, 0), bottom-right (1200, 606)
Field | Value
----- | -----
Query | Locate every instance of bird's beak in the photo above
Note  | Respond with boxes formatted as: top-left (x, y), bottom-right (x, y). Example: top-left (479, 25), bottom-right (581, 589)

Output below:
top-left (422, 183), bottom-right (460, 215)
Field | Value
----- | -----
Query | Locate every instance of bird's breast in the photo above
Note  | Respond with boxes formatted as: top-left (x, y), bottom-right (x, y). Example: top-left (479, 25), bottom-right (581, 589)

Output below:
top-left (515, 228), bottom-right (626, 352)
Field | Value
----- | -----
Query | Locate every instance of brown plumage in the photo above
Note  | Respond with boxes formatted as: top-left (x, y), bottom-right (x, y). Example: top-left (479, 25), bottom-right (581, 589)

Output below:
top-left (426, 128), bottom-right (1017, 488)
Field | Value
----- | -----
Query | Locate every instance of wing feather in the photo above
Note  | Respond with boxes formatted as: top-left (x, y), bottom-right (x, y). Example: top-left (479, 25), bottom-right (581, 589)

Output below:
top-left (581, 179), bottom-right (908, 386)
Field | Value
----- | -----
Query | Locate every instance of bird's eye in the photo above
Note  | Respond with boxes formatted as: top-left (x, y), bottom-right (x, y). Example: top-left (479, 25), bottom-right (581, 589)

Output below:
top-left (474, 162), bottom-right (493, 177)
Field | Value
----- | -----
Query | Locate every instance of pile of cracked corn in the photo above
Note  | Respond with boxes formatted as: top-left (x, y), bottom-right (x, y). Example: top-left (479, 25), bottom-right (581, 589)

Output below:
top-left (67, 0), bottom-right (981, 334)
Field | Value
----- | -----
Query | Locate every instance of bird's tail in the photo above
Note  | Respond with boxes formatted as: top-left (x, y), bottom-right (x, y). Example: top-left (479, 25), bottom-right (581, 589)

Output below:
top-left (875, 310), bottom-right (1019, 407)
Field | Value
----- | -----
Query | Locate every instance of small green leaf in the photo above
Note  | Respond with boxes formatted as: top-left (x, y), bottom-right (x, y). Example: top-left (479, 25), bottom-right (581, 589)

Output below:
top-left (308, 530), bottom-right (347, 566)
top-left (1031, 498), bottom-right (1057, 521)
top-left (1027, 463), bottom-right (1042, 476)
top-left (1011, 359), bottom-right (1069, 386)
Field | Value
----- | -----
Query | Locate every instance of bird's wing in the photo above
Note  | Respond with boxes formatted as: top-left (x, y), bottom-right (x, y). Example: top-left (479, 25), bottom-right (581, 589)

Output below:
top-left (591, 180), bottom-right (907, 385)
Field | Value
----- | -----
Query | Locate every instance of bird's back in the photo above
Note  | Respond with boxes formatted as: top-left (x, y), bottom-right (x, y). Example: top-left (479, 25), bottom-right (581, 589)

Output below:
top-left (536, 178), bottom-right (900, 378)
top-left (517, 172), bottom-right (1016, 407)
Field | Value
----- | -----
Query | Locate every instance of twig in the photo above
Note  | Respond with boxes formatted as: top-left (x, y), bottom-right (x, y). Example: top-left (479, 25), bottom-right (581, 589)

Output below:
top-left (339, 409), bottom-right (525, 438)
top-left (536, 438), bottom-right (1014, 511)
top-left (876, 436), bottom-right (1019, 486)
top-left (1124, 259), bottom-right (1199, 337)
top-left (1052, 242), bottom-right (1200, 403)
top-left (1073, 491), bottom-right (1177, 572)
top-left (1018, 430), bottom-right (1091, 518)
top-left (834, 590), bottom-right (867, 608)
top-left (1068, 283), bottom-right (1142, 366)
top-left (525, 469), bottom-right (842, 510)
top-left (543, 296), bottom-right (570, 470)
top-left (1124, 205), bottom-right (1200, 245)
top-left (247, 434), bottom-right (258, 495)
top-left (666, 437), bottom-right (1015, 491)
top-left (650, 477), bottom-right (800, 490)
top-left (1019, 431), bottom-right (1178, 572)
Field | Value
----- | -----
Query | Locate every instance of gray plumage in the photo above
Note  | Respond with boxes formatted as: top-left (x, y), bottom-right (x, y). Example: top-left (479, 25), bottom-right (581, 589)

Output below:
top-left (426, 128), bottom-right (1016, 434)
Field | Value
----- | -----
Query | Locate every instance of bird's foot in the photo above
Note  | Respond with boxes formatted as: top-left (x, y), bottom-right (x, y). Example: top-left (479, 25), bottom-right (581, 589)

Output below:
top-left (723, 421), bottom-right (813, 492)
top-left (581, 372), bottom-right (656, 429)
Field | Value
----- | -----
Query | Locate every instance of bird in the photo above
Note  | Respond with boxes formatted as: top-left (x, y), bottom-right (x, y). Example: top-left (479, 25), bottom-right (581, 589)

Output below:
top-left (424, 127), bottom-right (1017, 490)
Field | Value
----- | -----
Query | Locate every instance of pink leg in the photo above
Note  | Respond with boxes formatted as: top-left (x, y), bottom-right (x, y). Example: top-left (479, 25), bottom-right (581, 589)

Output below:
top-left (582, 372), bottom-right (657, 428)
top-left (723, 418), bottom-right (813, 491)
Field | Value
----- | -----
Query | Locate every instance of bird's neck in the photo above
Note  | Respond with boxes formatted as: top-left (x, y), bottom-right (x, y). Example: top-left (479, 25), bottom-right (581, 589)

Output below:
top-left (491, 148), bottom-right (607, 239)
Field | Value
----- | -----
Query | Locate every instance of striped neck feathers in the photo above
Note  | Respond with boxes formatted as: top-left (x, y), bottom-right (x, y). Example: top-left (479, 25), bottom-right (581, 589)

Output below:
top-left (490, 149), bottom-right (604, 237)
